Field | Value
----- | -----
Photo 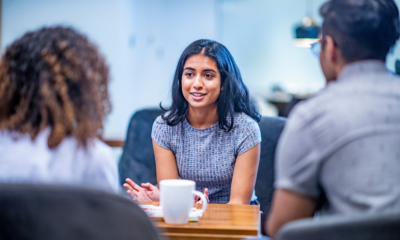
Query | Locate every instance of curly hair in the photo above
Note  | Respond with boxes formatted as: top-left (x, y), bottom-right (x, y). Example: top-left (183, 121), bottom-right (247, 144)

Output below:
top-left (0, 26), bottom-right (111, 148)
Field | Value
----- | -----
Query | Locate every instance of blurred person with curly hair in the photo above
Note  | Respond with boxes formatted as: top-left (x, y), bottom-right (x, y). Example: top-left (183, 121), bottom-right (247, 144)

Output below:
top-left (0, 26), bottom-right (118, 193)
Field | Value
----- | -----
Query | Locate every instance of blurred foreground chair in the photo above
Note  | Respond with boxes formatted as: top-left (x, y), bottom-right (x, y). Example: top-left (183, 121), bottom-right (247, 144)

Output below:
top-left (0, 184), bottom-right (161, 240)
top-left (119, 108), bottom-right (163, 187)
top-left (255, 116), bottom-right (286, 234)
top-left (276, 212), bottom-right (400, 240)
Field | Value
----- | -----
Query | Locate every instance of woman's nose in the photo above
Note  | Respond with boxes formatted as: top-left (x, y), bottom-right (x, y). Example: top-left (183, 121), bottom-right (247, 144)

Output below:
top-left (192, 76), bottom-right (203, 89)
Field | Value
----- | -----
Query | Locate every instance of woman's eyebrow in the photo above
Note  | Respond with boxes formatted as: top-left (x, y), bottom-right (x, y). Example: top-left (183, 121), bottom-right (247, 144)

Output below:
top-left (183, 67), bottom-right (217, 73)
top-left (203, 69), bottom-right (217, 73)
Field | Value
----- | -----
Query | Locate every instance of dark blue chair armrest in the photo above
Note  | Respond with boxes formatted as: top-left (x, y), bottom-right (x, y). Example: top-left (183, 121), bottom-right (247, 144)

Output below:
top-left (277, 212), bottom-right (400, 240)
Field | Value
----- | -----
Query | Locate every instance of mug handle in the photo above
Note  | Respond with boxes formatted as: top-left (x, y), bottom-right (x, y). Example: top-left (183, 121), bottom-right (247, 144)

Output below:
top-left (192, 190), bottom-right (208, 217)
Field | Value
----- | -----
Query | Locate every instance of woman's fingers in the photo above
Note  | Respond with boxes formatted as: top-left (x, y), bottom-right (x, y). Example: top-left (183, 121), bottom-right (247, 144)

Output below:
top-left (141, 182), bottom-right (155, 190)
top-left (124, 184), bottom-right (139, 196)
top-left (126, 178), bottom-right (142, 191)
top-left (123, 183), bottom-right (132, 191)
top-left (127, 190), bottom-right (138, 200)
top-left (123, 180), bottom-right (141, 201)
top-left (125, 178), bottom-right (134, 184)
top-left (124, 179), bottom-right (157, 202)
top-left (204, 188), bottom-right (210, 203)
top-left (139, 190), bottom-right (154, 202)
top-left (123, 183), bottom-right (138, 194)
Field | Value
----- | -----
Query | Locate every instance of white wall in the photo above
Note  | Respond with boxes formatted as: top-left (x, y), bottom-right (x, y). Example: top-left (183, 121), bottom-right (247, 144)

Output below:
top-left (106, 0), bottom-right (218, 139)
top-left (1, 0), bottom-right (218, 140)
top-left (217, 0), bottom-right (400, 95)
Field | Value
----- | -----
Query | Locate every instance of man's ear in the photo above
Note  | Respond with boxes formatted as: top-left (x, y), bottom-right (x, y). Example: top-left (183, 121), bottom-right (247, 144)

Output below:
top-left (324, 35), bottom-right (338, 64)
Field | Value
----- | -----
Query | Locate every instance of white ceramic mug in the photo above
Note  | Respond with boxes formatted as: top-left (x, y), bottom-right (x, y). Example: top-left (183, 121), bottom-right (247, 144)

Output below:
top-left (159, 179), bottom-right (208, 224)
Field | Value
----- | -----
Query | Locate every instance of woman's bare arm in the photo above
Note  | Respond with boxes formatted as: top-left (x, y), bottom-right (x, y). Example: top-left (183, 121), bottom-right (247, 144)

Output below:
top-left (228, 143), bottom-right (260, 205)
top-left (153, 140), bottom-right (179, 185)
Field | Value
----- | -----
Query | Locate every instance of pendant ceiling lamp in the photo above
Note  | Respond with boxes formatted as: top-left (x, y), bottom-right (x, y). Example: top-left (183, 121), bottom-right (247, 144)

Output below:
top-left (294, 0), bottom-right (321, 47)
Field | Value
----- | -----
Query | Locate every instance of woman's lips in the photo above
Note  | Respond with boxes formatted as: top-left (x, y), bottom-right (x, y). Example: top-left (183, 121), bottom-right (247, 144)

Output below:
top-left (190, 93), bottom-right (206, 100)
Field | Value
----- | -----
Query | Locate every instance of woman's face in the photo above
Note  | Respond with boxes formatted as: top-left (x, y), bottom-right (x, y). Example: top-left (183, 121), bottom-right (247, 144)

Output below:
top-left (181, 54), bottom-right (221, 111)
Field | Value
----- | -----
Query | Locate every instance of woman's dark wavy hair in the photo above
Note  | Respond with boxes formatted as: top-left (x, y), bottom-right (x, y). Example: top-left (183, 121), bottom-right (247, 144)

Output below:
top-left (160, 39), bottom-right (261, 131)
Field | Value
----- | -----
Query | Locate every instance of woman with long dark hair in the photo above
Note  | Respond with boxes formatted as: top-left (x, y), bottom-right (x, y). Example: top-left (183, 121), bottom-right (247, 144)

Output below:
top-left (124, 39), bottom-right (261, 204)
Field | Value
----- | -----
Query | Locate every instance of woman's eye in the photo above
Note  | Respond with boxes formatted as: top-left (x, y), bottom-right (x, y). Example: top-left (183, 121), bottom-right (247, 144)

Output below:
top-left (185, 72), bottom-right (193, 77)
top-left (205, 73), bottom-right (213, 78)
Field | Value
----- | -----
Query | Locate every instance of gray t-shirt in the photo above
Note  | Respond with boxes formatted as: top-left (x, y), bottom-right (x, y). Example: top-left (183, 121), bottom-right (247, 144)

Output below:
top-left (275, 60), bottom-right (400, 216)
top-left (152, 112), bottom-right (261, 203)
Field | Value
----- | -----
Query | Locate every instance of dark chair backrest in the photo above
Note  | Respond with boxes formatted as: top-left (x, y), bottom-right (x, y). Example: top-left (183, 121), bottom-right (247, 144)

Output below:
top-left (0, 184), bottom-right (161, 240)
top-left (255, 117), bottom-right (286, 218)
top-left (119, 108), bottom-right (163, 186)
top-left (277, 212), bottom-right (400, 240)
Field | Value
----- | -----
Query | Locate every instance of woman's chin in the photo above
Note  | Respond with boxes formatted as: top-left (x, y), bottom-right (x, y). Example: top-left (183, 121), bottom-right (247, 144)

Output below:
top-left (188, 102), bottom-right (215, 110)
top-left (188, 103), bottom-right (206, 109)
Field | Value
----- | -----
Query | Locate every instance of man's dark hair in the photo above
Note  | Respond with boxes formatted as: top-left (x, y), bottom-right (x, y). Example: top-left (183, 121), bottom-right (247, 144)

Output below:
top-left (160, 39), bottom-right (261, 131)
top-left (320, 0), bottom-right (400, 62)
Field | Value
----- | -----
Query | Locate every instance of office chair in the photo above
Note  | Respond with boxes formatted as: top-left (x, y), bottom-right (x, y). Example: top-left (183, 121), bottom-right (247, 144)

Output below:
top-left (0, 184), bottom-right (162, 240)
top-left (119, 108), bottom-right (163, 187)
top-left (276, 211), bottom-right (400, 240)
top-left (255, 116), bottom-right (286, 234)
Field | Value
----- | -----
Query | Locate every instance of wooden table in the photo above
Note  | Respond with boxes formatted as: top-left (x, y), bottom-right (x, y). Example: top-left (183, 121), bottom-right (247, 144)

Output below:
top-left (150, 203), bottom-right (260, 240)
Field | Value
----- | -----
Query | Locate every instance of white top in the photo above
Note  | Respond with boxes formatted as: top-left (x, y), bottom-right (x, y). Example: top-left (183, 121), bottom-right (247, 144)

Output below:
top-left (0, 128), bottom-right (119, 193)
top-left (275, 60), bottom-right (400, 216)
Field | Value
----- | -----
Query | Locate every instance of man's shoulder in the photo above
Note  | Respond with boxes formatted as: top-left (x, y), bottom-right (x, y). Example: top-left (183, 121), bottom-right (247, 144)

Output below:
top-left (288, 90), bottom-right (334, 123)
top-left (287, 74), bottom-right (400, 148)
top-left (286, 86), bottom-right (356, 145)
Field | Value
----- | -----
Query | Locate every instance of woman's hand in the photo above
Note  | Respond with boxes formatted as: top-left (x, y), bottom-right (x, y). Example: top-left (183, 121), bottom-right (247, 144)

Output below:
top-left (196, 188), bottom-right (210, 204)
top-left (123, 178), bottom-right (160, 202)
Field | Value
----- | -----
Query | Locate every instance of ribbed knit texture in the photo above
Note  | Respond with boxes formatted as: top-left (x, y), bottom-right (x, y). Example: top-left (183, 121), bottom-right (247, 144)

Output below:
top-left (152, 112), bottom-right (261, 203)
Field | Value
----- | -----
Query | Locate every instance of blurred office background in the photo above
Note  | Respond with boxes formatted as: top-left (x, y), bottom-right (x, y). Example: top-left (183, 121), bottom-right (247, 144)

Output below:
top-left (2, 0), bottom-right (400, 142)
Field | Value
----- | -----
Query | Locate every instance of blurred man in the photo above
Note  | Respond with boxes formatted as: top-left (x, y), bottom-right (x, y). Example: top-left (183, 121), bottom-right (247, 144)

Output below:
top-left (267, 0), bottom-right (400, 238)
